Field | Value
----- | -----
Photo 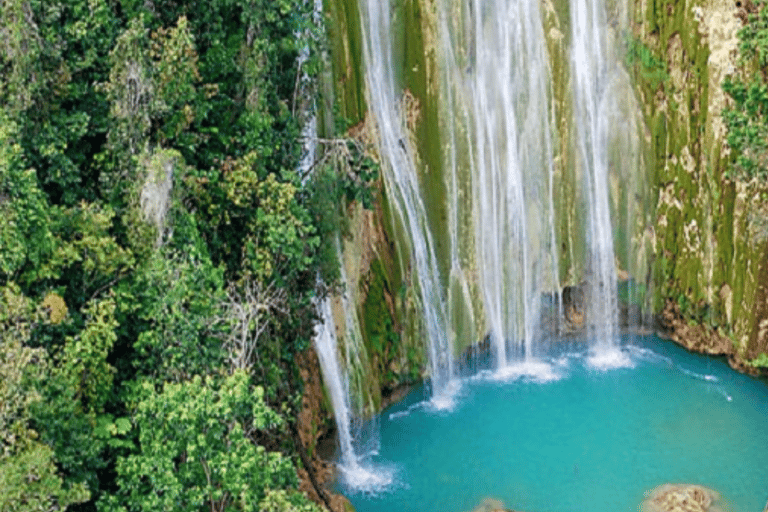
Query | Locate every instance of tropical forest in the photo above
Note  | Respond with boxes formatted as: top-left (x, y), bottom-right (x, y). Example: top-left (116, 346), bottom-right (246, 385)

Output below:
top-left (1, 0), bottom-right (767, 511)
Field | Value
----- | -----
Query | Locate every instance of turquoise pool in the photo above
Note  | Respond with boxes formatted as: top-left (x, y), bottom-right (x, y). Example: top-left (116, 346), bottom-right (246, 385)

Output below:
top-left (339, 336), bottom-right (768, 512)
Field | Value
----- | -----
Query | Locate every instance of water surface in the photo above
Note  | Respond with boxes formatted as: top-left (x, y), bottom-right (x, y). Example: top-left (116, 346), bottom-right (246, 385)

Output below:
top-left (340, 336), bottom-right (768, 512)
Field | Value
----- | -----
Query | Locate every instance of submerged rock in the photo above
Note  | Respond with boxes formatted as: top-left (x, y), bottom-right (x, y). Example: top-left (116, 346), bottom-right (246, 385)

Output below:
top-left (641, 483), bottom-right (725, 512)
top-left (467, 497), bottom-right (524, 512)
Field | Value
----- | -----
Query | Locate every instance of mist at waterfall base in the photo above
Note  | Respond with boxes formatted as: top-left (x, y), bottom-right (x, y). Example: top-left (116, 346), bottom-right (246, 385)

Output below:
top-left (334, 335), bottom-right (768, 512)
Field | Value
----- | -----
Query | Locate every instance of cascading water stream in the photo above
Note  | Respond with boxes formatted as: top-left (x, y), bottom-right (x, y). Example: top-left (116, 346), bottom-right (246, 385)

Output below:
top-left (468, 0), bottom-right (558, 365)
top-left (570, 0), bottom-right (624, 363)
top-left (313, 297), bottom-right (357, 471)
top-left (438, 0), bottom-right (560, 368)
top-left (312, 294), bottom-right (394, 491)
top-left (354, 0), bottom-right (631, 395)
top-left (358, 0), bottom-right (456, 401)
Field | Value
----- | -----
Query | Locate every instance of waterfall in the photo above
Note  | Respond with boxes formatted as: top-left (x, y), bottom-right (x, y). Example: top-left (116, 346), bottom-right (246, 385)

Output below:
top-left (358, 0), bottom-right (456, 400)
top-left (312, 294), bottom-right (394, 491)
top-left (439, 0), bottom-right (560, 367)
top-left (571, 0), bottom-right (631, 367)
top-left (335, 237), bottom-right (379, 425)
top-left (350, 0), bottom-right (638, 390)
top-left (313, 297), bottom-right (358, 471)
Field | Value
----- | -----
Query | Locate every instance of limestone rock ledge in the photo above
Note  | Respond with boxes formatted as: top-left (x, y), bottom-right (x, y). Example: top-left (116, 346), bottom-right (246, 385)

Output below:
top-left (659, 300), bottom-right (767, 377)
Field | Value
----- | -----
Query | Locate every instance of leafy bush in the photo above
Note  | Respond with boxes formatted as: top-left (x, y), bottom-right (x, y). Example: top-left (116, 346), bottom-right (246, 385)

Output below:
top-left (723, 6), bottom-right (768, 181)
top-left (624, 34), bottom-right (669, 91)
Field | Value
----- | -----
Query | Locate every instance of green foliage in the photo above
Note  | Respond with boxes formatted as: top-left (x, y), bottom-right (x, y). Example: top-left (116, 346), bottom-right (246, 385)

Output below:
top-left (101, 16), bottom-right (206, 155)
top-left (0, 0), bottom-right (331, 508)
top-left (0, 284), bottom-right (45, 439)
top-left (0, 284), bottom-right (91, 510)
top-left (1, 0), bottom-right (118, 204)
top-left (29, 385), bottom-right (109, 498)
top-left (43, 202), bottom-right (135, 306)
top-left (187, 152), bottom-right (319, 281)
top-left (0, 436), bottom-right (90, 512)
top-left (342, 149), bottom-right (380, 210)
top-left (0, 111), bottom-right (54, 284)
top-left (722, 75), bottom-right (768, 180)
top-left (749, 352), bottom-right (768, 368)
top-left (0, 0), bottom-right (44, 112)
top-left (723, 5), bottom-right (768, 181)
top-left (735, 6), bottom-right (768, 68)
top-left (624, 34), bottom-right (669, 91)
top-left (58, 296), bottom-right (118, 414)
top-left (130, 227), bottom-right (227, 382)
top-left (303, 139), bottom-right (381, 286)
top-left (362, 259), bottom-right (402, 387)
top-left (246, 172), bottom-right (318, 280)
top-left (29, 296), bottom-right (119, 495)
top-left (102, 371), bottom-right (302, 512)
top-left (258, 489), bottom-right (324, 512)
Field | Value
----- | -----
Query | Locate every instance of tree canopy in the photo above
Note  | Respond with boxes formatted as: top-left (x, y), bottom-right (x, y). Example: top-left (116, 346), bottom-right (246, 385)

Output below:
top-left (0, 0), bottom-right (366, 509)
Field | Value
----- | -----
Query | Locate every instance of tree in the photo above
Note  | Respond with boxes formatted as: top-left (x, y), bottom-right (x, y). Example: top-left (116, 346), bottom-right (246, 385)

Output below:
top-left (0, 284), bottom-right (90, 511)
top-left (101, 371), bottom-right (317, 512)
top-left (220, 276), bottom-right (288, 373)
top-left (0, 109), bottom-right (54, 286)
top-left (130, 225), bottom-right (228, 382)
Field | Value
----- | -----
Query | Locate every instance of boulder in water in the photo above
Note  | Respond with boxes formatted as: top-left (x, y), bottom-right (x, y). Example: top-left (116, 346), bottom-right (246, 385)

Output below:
top-left (641, 483), bottom-right (725, 512)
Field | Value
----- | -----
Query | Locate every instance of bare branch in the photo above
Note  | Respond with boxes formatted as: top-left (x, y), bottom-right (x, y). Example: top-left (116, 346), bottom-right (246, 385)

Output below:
top-left (219, 277), bottom-right (288, 373)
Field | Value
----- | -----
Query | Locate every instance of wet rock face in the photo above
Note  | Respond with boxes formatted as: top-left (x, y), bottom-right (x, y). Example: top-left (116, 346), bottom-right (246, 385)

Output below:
top-left (296, 348), bottom-right (331, 454)
top-left (562, 284), bottom-right (585, 328)
top-left (641, 484), bottom-right (724, 512)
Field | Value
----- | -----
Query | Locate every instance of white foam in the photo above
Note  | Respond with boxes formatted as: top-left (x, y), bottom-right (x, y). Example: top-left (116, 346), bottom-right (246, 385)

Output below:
top-left (472, 359), bottom-right (566, 384)
top-left (554, 354), bottom-right (576, 368)
top-left (674, 366), bottom-right (732, 402)
top-left (337, 460), bottom-right (398, 495)
top-left (388, 380), bottom-right (464, 419)
top-left (388, 401), bottom-right (424, 420)
top-left (587, 347), bottom-right (635, 371)
top-left (678, 366), bottom-right (720, 383)
top-left (426, 379), bottom-right (463, 413)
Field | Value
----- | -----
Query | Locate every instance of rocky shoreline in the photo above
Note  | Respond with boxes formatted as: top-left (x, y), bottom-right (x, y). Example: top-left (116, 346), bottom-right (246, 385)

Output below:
top-left (657, 300), bottom-right (768, 379)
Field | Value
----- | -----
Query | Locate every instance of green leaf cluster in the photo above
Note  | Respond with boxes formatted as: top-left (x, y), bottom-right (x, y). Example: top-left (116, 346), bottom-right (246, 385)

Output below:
top-left (624, 34), bottom-right (669, 91)
top-left (749, 352), bottom-right (768, 367)
top-left (0, 284), bottom-right (91, 510)
top-left (723, 5), bottom-right (768, 181)
top-left (102, 372), bottom-right (319, 512)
